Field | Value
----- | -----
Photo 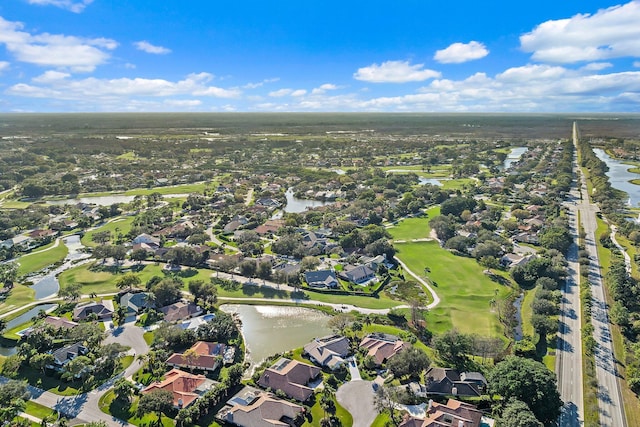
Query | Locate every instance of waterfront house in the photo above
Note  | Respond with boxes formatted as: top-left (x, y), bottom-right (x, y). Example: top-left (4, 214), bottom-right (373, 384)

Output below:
top-left (257, 357), bottom-right (321, 402)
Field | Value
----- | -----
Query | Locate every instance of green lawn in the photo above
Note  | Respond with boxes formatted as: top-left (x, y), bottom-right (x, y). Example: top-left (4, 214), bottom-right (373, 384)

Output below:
top-left (0, 200), bottom-right (32, 209)
top-left (0, 284), bottom-right (36, 316)
top-left (81, 216), bottom-right (135, 248)
top-left (394, 240), bottom-right (513, 337)
top-left (24, 401), bottom-right (57, 420)
top-left (521, 289), bottom-right (535, 338)
top-left (387, 206), bottom-right (440, 241)
top-left (99, 390), bottom-right (174, 427)
top-left (17, 240), bottom-right (69, 276)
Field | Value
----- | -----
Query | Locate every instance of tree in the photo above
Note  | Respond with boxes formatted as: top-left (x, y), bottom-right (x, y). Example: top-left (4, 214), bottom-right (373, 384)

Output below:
top-left (373, 385), bottom-right (403, 427)
top-left (62, 355), bottom-right (92, 381)
top-left (113, 378), bottom-right (135, 403)
top-left (239, 260), bottom-right (257, 277)
top-left (0, 261), bottom-right (18, 287)
top-left (29, 353), bottom-right (54, 374)
top-left (256, 261), bottom-right (272, 280)
top-left (488, 356), bottom-right (562, 425)
top-left (387, 346), bottom-right (430, 379)
top-left (433, 329), bottom-right (473, 370)
top-left (58, 282), bottom-right (82, 301)
top-left (500, 399), bottom-right (543, 427)
top-left (327, 313), bottom-right (355, 334)
top-left (0, 379), bottom-right (28, 423)
top-left (137, 389), bottom-right (174, 424)
top-left (131, 248), bottom-right (149, 264)
top-left (150, 278), bottom-right (183, 307)
top-left (115, 272), bottom-right (141, 292)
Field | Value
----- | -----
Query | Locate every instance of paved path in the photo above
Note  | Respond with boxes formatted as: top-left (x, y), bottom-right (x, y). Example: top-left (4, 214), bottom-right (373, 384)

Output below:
top-left (336, 380), bottom-right (377, 427)
top-left (394, 256), bottom-right (440, 309)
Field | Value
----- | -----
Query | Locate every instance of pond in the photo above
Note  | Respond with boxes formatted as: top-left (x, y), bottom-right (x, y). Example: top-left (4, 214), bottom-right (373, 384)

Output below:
top-left (503, 147), bottom-right (528, 170)
top-left (0, 303), bottom-right (58, 356)
top-left (283, 188), bottom-right (332, 213)
top-left (418, 177), bottom-right (443, 186)
top-left (29, 234), bottom-right (92, 299)
top-left (594, 148), bottom-right (640, 207)
top-left (220, 304), bottom-right (333, 373)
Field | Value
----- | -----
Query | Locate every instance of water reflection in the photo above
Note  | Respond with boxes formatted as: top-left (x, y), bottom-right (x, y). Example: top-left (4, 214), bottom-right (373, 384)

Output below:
top-left (220, 304), bottom-right (333, 373)
top-left (593, 148), bottom-right (640, 206)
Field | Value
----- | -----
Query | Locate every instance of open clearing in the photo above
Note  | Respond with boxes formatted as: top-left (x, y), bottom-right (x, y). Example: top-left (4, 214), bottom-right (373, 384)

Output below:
top-left (394, 240), bottom-right (512, 337)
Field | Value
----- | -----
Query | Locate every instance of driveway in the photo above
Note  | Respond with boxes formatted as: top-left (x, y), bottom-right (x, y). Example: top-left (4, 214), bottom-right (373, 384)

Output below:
top-left (347, 357), bottom-right (361, 381)
top-left (336, 380), bottom-right (377, 427)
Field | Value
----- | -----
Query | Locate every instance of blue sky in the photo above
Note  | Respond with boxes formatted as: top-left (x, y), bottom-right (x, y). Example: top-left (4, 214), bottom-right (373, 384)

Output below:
top-left (1, 0), bottom-right (639, 112)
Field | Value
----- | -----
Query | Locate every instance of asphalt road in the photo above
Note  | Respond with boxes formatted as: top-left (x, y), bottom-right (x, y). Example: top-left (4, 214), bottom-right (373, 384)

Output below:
top-left (557, 175), bottom-right (584, 427)
top-left (571, 122), bottom-right (626, 427)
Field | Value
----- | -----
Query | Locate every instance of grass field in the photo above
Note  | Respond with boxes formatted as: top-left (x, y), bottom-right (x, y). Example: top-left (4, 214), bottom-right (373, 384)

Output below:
top-left (0, 284), bottom-right (36, 316)
top-left (17, 240), bottom-right (69, 276)
top-left (116, 151), bottom-right (141, 160)
top-left (24, 401), bottom-right (57, 420)
top-left (393, 240), bottom-right (513, 337)
top-left (81, 216), bottom-right (135, 248)
top-left (387, 206), bottom-right (439, 241)
top-left (0, 200), bottom-right (32, 209)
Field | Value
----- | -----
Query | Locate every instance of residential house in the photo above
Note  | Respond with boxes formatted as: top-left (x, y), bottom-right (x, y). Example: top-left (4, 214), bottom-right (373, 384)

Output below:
top-left (255, 219), bottom-right (286, 236)
top-left (161, 301), bottom-right (203, 323)
top-left (359, 333), bottom-right (408, 365)
top-left (120, 292), bottom-right (154, 315)
top-left (303, 335), bottom-right (350, 369)
top-left (48, 342), bottom-right (89, 371)
top-left (178, 313), bottom-right (216, 331)
top-left (142, 368), bottom-right (214, 409)
top-left (339, 264), bottom-right (376, 285)
top-left (132, 233), bottom-right (161, 248)
top-left (257, 357), bottom-right (321, 402)
top-left (73, 300), bottom-right (114, 321)
top-left (218, 386), bottom-right (304, 427)
top-left (422, 367), bottom-right (488, 397)
top-left (399, 398), bottom-right (493, 427)
top-left (255, 198), bottom-right (282, 208)
top-left (304, 270), bottom-right (338, 288)
top-left (44, 316), bottom-right (78, 330)
top-left (166, 341), bottom-right (234, 372)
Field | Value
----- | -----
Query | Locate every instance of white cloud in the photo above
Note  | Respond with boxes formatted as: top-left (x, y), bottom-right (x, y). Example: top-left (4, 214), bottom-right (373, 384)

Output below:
top-left (268, 88), bottom-right (293, 97)
top-left (581, 62), bottom-right (614, 71)
top-left (354, 60), bottom-right (441, 83)
top-left (291, 89), bottom-right (307, 97)
top-left (243, 77), bottom-right (279, 89)
top-left (163, 99), bottom-right (202, 107)
top-left (521, 1), bottom-right (640, 63)
top-left (134, 41), bottom-right (171, 55)
top-left (434, 41), bottom-right (489, 64)
top-left (27, 0), bottom-right (93, 13)
top-left (0, 61), bottom-right (9, 73)
top-left (7, 72), bottom-right (241, 103)
top-left (311, 83), bottom-right (339, 95)
top-left (0, 16), bottom-right (117, 71)
top-left (32, 70), bottom-right (71, 83)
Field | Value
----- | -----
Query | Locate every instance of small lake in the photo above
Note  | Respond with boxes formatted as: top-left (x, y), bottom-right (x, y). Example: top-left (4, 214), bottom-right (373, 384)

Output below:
top-left (418, 177), bottom-right (443, 186)
top-left (220, 304), bottom-right (333, 373)
top-left (594, 148), bottom-right (640, 207)
top-left (29, 234), bottom-right (92, 299)
top-left (48, 193), bottom-right (189, 206)
top-left (503, 147), bottom-right (528, 170)
top-left (0, 303), bottom-right (58, 356)
top-left (283, 188), bottom-right (332, 213)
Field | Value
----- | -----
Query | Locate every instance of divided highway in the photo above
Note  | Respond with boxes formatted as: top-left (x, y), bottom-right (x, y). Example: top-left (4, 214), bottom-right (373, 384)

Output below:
top-left (563, 122), bottom-right (626, 427)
